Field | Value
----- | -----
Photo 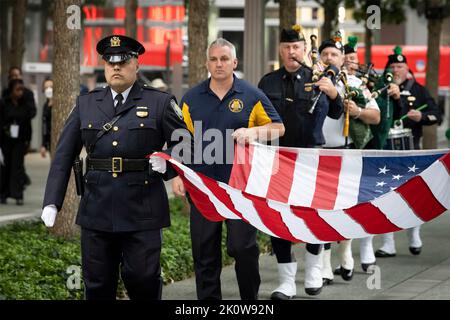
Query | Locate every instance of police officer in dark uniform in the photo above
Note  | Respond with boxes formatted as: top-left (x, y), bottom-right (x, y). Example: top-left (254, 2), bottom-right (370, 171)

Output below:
top-left (40, 35), bottom-right (192, 300)
top-left (258, 25), bottom-right (343, 299)
top-left (375, 45), bottom-right (442, 259)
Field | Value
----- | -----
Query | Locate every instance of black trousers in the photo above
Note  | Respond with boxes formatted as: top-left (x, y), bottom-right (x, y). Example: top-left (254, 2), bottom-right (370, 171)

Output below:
top-left (1, 138), bottom-right (26, 199)
top-left (271, 237), bottom-right (323, 263)
top-left (189, 203), bottom-right (261, 300)
top-left (81, 227), bottom-right (162, 300)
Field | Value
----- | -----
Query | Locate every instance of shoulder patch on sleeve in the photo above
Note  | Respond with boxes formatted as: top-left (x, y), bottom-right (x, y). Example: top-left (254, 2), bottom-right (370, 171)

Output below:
top-left (170, 99), bottom-right (183, 120)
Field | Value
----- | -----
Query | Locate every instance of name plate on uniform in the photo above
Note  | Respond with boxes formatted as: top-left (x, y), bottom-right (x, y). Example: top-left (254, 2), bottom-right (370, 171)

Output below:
top-left (136, 106), bottom-right (148, 117)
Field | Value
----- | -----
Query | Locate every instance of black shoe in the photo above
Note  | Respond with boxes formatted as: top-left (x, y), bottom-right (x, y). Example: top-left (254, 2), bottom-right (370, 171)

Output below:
top-left (375, 249), bottom-right (396, 258)
top-left (361, 262), bottom-right (376, 272)
top-left (16, 199), bottom-right (24, 206)
top-left (0, 197), bottom-right (6, 204)
top-left (333, 266), bottom-right (341, 275)
top-left (340, 267), bottom-right (353, 281)
top-left (270, 291), bottom-right (294, 300)
top-left (305, 287), bottom-right (322, 296)
top-left (409, 247), bottom-right (422, 255)
top-left (322, 278), bottom-right (333, 286)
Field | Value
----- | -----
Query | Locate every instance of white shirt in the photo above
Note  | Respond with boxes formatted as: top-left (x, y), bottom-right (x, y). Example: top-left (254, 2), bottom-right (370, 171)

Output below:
top-left (322, 74), bottom-right (379, 148)
top-left (111, 85), bottom-right (133, 107)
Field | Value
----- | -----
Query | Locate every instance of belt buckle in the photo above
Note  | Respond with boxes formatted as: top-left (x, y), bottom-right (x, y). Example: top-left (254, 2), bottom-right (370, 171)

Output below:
top-left (112, 157), bottom-right (122, 173)
top-left (103, 123), bottom-right (112, 131)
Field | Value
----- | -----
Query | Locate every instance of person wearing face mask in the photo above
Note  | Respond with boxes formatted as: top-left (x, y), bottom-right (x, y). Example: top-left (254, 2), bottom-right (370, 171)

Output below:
top-left (374, 46), bottom-right (442, 258)
top-left (0, 79), bottom-right (36, 205)
top-left (2, 66), bottom-right (37, 188)
top-left (40, 78), bottom-right (53, 158)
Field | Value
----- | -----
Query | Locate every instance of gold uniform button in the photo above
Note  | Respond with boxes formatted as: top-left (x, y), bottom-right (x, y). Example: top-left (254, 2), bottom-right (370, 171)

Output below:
top-left (112, 173), bottom-right (118, 178)
top-left (140, 123), bottom-right (144, 127)
top-left (112, 141), bottom-right (118, 146)
top-left (145, 180), bottom-right (148, 185)
top-left (88, 124), bottom-right (92, 128)
top-left (113, 126), bottom-right (119, 131)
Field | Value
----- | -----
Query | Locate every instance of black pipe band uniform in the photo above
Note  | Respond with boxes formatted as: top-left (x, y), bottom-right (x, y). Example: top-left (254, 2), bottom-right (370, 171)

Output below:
top-left (42, 35), bottom-right (193, 300)
top-left (386, 46), bottom-right (441, 149)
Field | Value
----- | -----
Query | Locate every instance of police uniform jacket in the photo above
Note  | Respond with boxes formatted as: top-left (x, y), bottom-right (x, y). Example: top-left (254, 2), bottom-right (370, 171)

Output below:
top-left (258, 66), bottom-right (343, 147)
top-left (42, 81), bottom-right (192, 232)
top-left (393, 78), bottom-right (441, 148)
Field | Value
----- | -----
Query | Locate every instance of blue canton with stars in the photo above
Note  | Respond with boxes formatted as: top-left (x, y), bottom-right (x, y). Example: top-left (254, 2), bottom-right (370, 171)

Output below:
top-left (357, 153), bottom-right (446, 203)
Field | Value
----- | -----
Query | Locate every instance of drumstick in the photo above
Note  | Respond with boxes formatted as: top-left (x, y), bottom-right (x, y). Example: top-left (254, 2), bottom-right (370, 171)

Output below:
top-left (394, 104), bottom-right (428, 127)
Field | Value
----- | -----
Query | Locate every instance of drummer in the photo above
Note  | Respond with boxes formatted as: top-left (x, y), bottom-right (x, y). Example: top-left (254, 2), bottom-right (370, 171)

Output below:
top-left (375, 45), bottom-right (442, 259)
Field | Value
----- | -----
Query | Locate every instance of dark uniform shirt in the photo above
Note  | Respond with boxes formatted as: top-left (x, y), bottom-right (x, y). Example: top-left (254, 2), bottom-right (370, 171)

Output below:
top-left (258, 66), bottom-right (343, 147)
top-left (180, 75), bottom-right (282, 183)
top-left (393, 78), bottom-right (441, 149)
top-left (42, 81), bottom-right (192, 232)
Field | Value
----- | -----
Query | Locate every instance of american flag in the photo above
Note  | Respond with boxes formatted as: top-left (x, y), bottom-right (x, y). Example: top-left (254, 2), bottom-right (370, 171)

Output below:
top-left (153, 143), bottom-right (450, 243)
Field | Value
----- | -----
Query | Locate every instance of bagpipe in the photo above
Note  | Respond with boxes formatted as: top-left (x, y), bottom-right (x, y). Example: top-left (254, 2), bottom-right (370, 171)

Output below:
top-left (336, 68), bottom-right (371, 148)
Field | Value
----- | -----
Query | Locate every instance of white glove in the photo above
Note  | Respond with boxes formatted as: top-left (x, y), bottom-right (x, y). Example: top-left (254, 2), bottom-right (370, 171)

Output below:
top-left (0, 147), bottom-right (4, 165)
top-left (41, 205), bottom-right (57, 227)
top-left (149, 154), bottom-right (167, 174)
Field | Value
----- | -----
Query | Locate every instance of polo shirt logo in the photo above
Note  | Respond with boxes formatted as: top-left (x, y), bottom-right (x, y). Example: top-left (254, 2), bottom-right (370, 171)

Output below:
top-left (228, 99), bottom-right (244, 113)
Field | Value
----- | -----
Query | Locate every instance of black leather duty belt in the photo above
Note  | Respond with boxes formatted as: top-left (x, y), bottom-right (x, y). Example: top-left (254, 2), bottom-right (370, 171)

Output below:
top-left (86, 157), bottom-right (149, 173)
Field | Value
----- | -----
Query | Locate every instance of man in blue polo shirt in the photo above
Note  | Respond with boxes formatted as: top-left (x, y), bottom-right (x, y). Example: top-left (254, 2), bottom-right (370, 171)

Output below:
top-left (171, 38), bottom-right (285, 300)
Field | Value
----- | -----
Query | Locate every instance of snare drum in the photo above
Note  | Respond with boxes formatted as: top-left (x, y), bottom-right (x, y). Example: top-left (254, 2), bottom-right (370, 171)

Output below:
top-left (384, 126), bottom-right (414, 150)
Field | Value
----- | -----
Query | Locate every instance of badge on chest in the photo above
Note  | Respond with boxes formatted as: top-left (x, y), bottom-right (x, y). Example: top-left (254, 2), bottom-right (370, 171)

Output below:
top-left (228, 99), bottom-right (244, 113)
top-left (136, 106), bottom-right (148, 117)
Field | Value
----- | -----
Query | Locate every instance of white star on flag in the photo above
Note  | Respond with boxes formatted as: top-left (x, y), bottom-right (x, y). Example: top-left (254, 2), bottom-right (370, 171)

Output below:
top-left (392, 174), bottom-right (403, 180)
top-left (378, 165), bottom-right (390, 174)
top-left (376, 181), bottom-right (387, 187)
top-left (408, 165), bottom-right (419, 173)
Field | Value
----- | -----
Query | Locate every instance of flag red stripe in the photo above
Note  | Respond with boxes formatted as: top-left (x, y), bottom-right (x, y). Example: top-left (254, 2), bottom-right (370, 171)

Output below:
top-left (265, 150), bottom-right (298, 203)
top-left (229, 143), bottom-right (254, 188)
top-left (155, 152), bottom-right (226, 222)
top-left (395, 176), bottom-right (447, 222)
top-left (197, 173), bottom-right (247, 221)
top-left (179, 172), bottom-right (226, 222)
top-left (290, 206), bottom-right (346, 241)
top-left (440, 153), bottom-right (450, 173)
top-left (244, 193), bottom-right (301, 243)
top-left (310, 156), bottom-right (342, 210)
top-left (344, 202), bottom-right (402, 234)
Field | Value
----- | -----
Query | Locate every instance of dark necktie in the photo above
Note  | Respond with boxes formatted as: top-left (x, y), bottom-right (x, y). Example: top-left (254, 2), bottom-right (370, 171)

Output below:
top-left (284, 73), bottom-right (295, 107)
top-left (115, 93), bottom-right (123, 109)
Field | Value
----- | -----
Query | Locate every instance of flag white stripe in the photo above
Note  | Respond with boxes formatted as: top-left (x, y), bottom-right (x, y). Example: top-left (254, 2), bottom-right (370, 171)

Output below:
top-left (169, 159), bottom-right (240, 220)
top-left (333, 154), bottom-right (363, 209)
top-left (267, 200), bottom-right (325, 243)
top-left (288, 151), bottom-right (319, 206)
top-left (371, 191), bottom-right (424, 228)
top-left (223, 184), bottom-right (277, 237)
top-left (420, 160), bottom-right (450, 209)
top-left (245, 146), bottom-right (276, 197)
top-left (317, 209), bottom-right (370, 239)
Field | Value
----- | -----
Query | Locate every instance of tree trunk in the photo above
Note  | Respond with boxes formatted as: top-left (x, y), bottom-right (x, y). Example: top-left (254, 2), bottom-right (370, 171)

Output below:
top-left (1, 1), bottom-right (10, 89)
top-left (364, 23), bottom-right (372, 64)
top-left (9, 0), bottom-right (27, 69)
top-left (125, 0), bottom-right (137, 39)
top-left (422, 1), bottom-right (443, 150)
top-left (279, 0), bottom-right (297, 34)
top-left (187, 0), bottom-right (209, 87)
top-left (321, 1), bottom-right (339, 41)
top-left (50, 0), bottom-right (81, 238)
